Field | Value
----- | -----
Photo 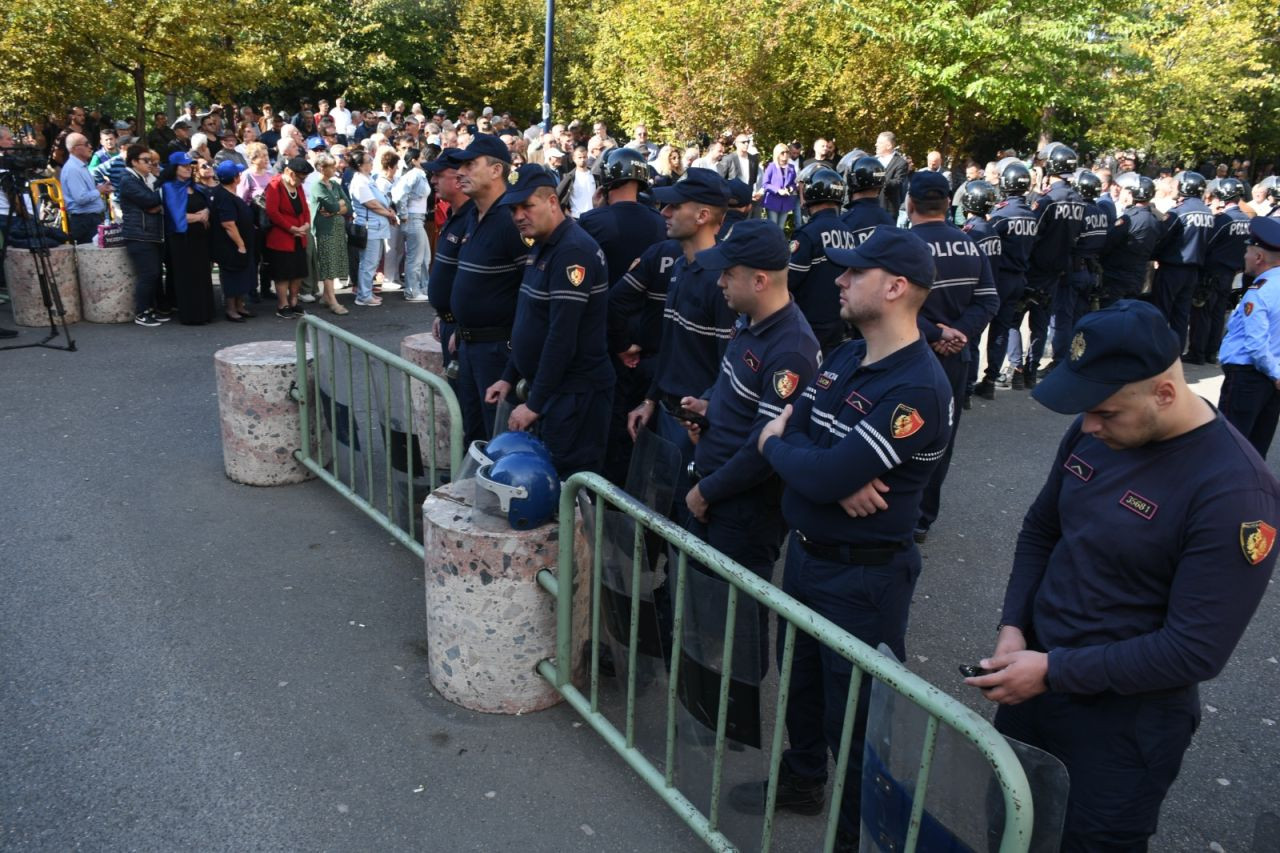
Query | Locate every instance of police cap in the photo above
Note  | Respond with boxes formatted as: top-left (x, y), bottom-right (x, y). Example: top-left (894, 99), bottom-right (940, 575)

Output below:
top-left (696, 219), bottom-right (789, 271)
top-left (826, 227), bottom-right (935, 289)
top-left (651, 167), bottom-right (729, 206)
top-left (498, 164), bottom-right (559, 205)
top-left (907, 170), bottom-right (950, 201)
top-left (424, 147), bottom-right (465, 173)
top-left (452, 133), bottom-right (512, 165)
top-left (1031, 300), bottom-right (1181, 414)
top-left (1248, 217), bottom-right (1280, 253)
top-left (725, 178), bottom-right (753, 207)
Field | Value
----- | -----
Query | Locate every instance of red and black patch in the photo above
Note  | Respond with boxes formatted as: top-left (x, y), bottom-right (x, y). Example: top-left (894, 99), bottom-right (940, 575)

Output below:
top-left (1245, 302), bottom-right (1255, 316)
top-left (773, 370), bottom-right (800, 399)
top-left (1241, 521), bottom-right (1276, 565)
top-left (890, 404), bottom-right (924, 439)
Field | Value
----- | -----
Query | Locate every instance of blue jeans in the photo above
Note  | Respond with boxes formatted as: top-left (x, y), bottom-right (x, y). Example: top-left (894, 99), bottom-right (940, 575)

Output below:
top-left (402, 214), bottom-right (430, 297)
top-left (356, 238), bottom-right (384, 301)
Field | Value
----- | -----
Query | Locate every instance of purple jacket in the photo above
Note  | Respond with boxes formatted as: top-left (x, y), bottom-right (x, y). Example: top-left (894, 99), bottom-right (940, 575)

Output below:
top-left (761, 162), bottom-right (796, 213)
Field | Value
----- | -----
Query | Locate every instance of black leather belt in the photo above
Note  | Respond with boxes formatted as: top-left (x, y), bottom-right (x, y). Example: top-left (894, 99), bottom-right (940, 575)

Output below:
top-left (458, 325), bottom-right (510, 343)
top-left (794, 530), bottom-right (907, 565)
top-left (439, 311), bottom-right (455, 324)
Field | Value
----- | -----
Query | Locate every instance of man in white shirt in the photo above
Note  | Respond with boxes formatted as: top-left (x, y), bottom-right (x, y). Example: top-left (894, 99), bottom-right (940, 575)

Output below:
top-left (564, 145), bottom-right (595, 219)
top-left (331, 97), bottom-right (354, 136)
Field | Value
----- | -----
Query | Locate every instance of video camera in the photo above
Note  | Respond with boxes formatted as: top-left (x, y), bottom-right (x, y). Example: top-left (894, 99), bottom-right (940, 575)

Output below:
top-left (0, 145), bottom-right (49, 177)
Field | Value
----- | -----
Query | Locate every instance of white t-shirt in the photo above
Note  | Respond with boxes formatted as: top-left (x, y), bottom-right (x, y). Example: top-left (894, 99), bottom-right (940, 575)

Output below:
top-left (569, 169), bottom-right (596, 219)
top-left (331, 107), bottom-right (353, 136)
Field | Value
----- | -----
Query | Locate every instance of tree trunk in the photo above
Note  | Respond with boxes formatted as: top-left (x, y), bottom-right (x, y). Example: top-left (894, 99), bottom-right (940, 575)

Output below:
top-left (133, 64), bottom-right (146, 135)
top-left (166, 93), bottom-right (176, 124)
top-left (1038, 105), bottom-right (1055, 149)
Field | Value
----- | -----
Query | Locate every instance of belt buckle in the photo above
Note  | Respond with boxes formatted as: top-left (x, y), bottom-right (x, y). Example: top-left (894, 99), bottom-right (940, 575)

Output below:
top-left (686, 461), bottom-right (701, 484)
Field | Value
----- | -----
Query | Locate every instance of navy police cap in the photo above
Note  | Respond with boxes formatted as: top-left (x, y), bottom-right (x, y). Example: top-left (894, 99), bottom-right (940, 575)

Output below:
top-left (1031, 300), bottom-right (1182, 414)
top-left (696, 219), bottom-right (789, 272)
top-left (652, 167), bottom-right (730, 206)
top-left (424, 147), bottom-right (465, 173)
top-left (826, 227), bottom-right (935, 289)
top-left (908, 170), bottom-right (950, 201)
top-left (498, 164), bottom-right (559, 205)
top-left (1248, 217), bottom-right (1280, 252)
top-left (724, 178), bottom-right (753, 207)
top-left (452, 133), bottom-right (512, 165)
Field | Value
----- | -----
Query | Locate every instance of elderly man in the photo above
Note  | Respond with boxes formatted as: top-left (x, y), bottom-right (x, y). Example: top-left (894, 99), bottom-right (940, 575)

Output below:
top-left (60, 133), bottom-right (111, 244)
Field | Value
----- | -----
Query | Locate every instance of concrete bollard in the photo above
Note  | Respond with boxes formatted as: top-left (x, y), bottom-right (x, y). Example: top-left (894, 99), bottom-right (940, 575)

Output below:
top-left (5, 245), bottom-right (80, 326)
top-left (399, 333), bottom-right (453, 476)
top-left (214, 341), bottom-right (315, 486)
top-left (76, 246), bottom-right (137, 323)
top-left (422, 479), bottom-right (592, 714)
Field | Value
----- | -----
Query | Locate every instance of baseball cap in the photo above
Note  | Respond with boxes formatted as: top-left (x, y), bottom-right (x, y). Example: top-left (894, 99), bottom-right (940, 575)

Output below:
top-left (544, 147), bottom-right (566, 159)
top-left (825, 227), bottom-right (935, 289)
top-left (172, 118), bottom-right (193, 131)
top-left (695, 219), bottom-right (789, 271)
top-left (214, 160), bottom-right (247, 182)
top-left (452, 134), bottom-right (512, 165)
top-left (498, 164), bottom-right (559, 205)
top-left (908, 170), bottom-right (950, 201)
top-left (1031, 300), bottom-right (1182, 414)
top-left (652, 167), bottom-right (729, 206)
top-left (725, 178), bottom-right (753, 207)
top-left (167, 151), bottom-right (195, 166)
top-left (1247, 217), bottom-right (1280, 252)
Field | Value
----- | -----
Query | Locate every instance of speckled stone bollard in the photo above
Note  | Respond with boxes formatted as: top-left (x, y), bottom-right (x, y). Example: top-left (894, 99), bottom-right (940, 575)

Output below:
top-left (214, 341), bottom-right (315, 486)
top-left (400, 333), bottom-right (453, 473)
top-left (5, 245), bottom-right (80, 326)
top-left (76, 246), bottom-right (136, 323)
top-left (422, 479), bottom-right (592, 714)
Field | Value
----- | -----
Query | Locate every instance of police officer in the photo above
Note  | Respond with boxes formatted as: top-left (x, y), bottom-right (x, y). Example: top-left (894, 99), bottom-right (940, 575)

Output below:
top-left (1027, 143), bottom-right (1086, 384)
top-left (482, 165), bottom-right (614, 477)
top-left (980, 161), bottom-right (1039, 394)
top-left (730, 227), bottom-right (951, 851)
top-left (1066, 169), bottom-right (1110, 333)
top-left (451, 135), bottom-right (530, 444)
top-left (958, 179), bottom-right (1002, 404)
top-left (1151, 170), bottom-right (1214, 350)
top-left (969, 299), bottom-right (1279, 851)
top-left (1186, 177), bottom-right (1251, 364)
top-left (1098, 172), bottom-right (1160, 308)
top-left (840, 156), bottom-right (895, 244)
top-left (906, 170), bottom-right (998, 542)
top-left (718, 178), bottom-right (754, 239)
top-left (424, 148), bottom-right (469, 371)
top-left (1217, 218), bottom-right (1280, 457)
top-left (789, 165), bottom-right (857, 353)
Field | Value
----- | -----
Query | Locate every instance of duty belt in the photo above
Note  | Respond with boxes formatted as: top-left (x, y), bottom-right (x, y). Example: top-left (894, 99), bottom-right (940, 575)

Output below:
top-left (457, 325), bottom-right (510, 343)
top-left (794, 530), bottom-right (907, 566)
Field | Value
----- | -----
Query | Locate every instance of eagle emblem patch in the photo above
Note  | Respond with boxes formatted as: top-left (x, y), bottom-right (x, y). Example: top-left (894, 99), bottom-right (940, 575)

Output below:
top-left (1070, 332), bottom-right (1086, 362)
top-left (566, 264), bottom-right (586, 287)
top-left (890, 404), bottom-right (924, 439)
top-left (1241, 521), bottom-right (1276, 565)
top-left (773, 370), bottom-right (799, 398)
top-left (508, 170), bottom-right (520, 185)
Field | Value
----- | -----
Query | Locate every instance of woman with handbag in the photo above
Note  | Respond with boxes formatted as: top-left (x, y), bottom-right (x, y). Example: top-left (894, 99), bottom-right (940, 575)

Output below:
top-left (263, 157), bottom-right (314, 318)
top-left (209, 160), bottom-right (257, 321)
top-left (347, 148), bottom-right (398, 307)
top-left (237, 141), bottom-right (274, 301)
top-left (309, 153), bottom-right (351, 315)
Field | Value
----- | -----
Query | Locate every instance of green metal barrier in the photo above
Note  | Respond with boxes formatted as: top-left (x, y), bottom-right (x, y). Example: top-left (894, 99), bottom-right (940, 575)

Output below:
top-left (289, 315), bottom-right (464, 558)
top-left (537, 473), bottom-right (1035, 853)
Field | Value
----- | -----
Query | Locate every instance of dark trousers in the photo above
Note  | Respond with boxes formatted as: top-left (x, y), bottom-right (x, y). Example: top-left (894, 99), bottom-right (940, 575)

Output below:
top-left (1218, 365), bottom-right (1280, 458)
top-left (1022, 277), bottom-right (1056, 374)
top-left (67, 211), bottom-right (101, 245)
top-left (603, 355), bottom-right (656, 488)
top-left (779, 538), bottom-right (922, 836)
top-left (983, 279), bottom-right (1025, 383)
top-left (455, 338), bottom-right (510, 446)
top-left (1186, 269), bottom-right (1234, 361)
top-left (995, 687), bottom-right (1198, 852)
top-left (918, 353), bottom-right (966, 532)
top-left (438, 320), bottom-right (456, 369)
top-left (1151, 263), bottom-right (1199, 351)
top-left (1051, 269), bottom-right (1093, 363)
top-left (125, 239), bottom-right (163, 315)
top-left (534, 387), bottom-right (614, 478)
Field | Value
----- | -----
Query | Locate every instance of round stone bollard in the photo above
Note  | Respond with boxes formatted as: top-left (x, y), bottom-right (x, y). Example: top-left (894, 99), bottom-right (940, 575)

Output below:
top-left (422, 479), bottom-right (592, 714)
top-left (214, 341), bottom-right (315, 486)
top-left (5, 245), bottom-right (80, 326)
top-left (76, 245), bottom-right (136, 323)
top-left (400, 332), bottom-right (453, 475)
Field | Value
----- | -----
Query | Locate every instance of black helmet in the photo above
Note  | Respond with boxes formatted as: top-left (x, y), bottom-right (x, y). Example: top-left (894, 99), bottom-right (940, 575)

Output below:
top-left (835, 148), bottom-right (868, 180)
top-left (1174, 170), bottom-right (1206, 199)
top-left (960, 180), bottom-right (998, 217)
top-left (1115, 171), bottom-right (1155, 202)
top-left (1261, 176), bottom-right (1280, 202)
top-left (601, 148), bottom-right (651, 191)
top-left (799, 165), bottom-right (845, 205)
top-left (1074, 169), bottom-right (1102, 201)
top-left (1214, 177), bottom-right (1244, 202)
top-left (1039, 142), bottom-right (1079, 176)
top-left (999, 160), bottom-right (1031, 195)
top-left (844, 156), bottom-right (886, 193)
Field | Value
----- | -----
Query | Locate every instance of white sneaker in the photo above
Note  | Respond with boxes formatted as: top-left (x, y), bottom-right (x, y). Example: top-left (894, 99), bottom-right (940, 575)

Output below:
top-left (404, 293), bottom-right (430, 302)
top-left (354, 296), bottom-right (383, 307)
top-left (299, 293), bottom-right (317, 303)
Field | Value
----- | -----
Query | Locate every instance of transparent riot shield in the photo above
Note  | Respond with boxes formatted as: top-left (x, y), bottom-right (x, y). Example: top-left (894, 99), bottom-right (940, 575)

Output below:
top-left (314, 342), bottom-right (366, 496)
top-left (491, 398), bottom-right (514, 440)
top-left (370, 366), bottom-right (431, 540)
top-left (594, 429), bottom-right (682, 762)
top-left (861, 645), bottom-right (1069, 853)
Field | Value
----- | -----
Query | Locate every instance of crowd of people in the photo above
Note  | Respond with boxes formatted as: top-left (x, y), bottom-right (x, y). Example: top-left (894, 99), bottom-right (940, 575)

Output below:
top-left (4, 97), bottom-right (1280, 852)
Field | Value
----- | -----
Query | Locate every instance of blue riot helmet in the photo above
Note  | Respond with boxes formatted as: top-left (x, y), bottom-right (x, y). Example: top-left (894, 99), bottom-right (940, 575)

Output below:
top-left (485, 431), bottom-right (554, 465)
top-left (476, 455), bottom-right (561, 530)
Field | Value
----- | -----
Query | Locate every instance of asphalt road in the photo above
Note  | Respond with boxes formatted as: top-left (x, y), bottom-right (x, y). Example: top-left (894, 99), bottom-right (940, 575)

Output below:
top-left (1, 297), bottom-right (1276, 853)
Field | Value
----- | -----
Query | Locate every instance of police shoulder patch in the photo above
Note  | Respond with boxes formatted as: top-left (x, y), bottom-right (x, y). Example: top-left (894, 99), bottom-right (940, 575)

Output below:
top-left (789, 239), bottom-right (800, 254)
top-left (1245, 302), bottom-right (1255, 316)
top-left (773, 369), bottom-right (800, 399)
top-left (1241, 520), bottom-right (1276, 565)
top-left (566, 264), bottom-right (586, 286)
top-left (890, 403), bottom-right (924, 439)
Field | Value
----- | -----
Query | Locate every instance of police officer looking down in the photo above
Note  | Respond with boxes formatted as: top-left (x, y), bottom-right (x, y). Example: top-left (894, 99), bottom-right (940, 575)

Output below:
top-left (968, 299), bottom-right (1279, 852)
top-left (1186, 177), bottom-right (1251, 365)
top-left (1217, 217), bottom-right (1280, 458)
top-left (729, 227), bottom-right (951, 852)
top-left (789, 166), bottom-right (857, 353)
top-left (1099, 172), bottom-right (1160, 308)
top-left (1151, 170), bottom-right (1214, 351)
top-left (482, 165), bottom-right (613, 477)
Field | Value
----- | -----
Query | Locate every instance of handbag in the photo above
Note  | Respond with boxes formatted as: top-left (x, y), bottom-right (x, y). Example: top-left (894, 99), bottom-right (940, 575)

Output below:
top-left (346, 220), bottom-right (368, 249)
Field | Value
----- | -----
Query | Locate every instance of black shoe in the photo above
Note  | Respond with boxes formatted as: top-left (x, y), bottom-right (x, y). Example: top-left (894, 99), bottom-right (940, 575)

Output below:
top-left (835, 829), bottom-right (860, 853)
top-left (1010, 369), bottom-right (1026, 391)
top-left (0, 326), bottom-right (17, 339)
top-left (225, 312), bottom-right (247, 323)
top-left (913, 528), bottom-right (928, 544)
top-left (973, 380), bottom-right (996, 400)
top-left (962, 394), bottom-right (972, 410)
top-left (134, 311), bottom-right (162, 328)
top-left (275, 307), bottom-right (296, 319)
top-left (729, 768), bottom-right (825, 816)
top-left (239, 308), bottom-right (256, 318)
top-left (1023, 370), bottom-right (1038, 389)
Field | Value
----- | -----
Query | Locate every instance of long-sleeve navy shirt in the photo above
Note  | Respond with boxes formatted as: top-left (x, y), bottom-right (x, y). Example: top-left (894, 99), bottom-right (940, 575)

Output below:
top-left (579, 200), bottom-right (667, 288)
top-left (1101, 205), bottom-right (1160, 294)
top-left (788, 208), bottom-right (857, 354)
top-left (647, 253), bottom-right (736, 401)
top-left (606, 238), bottom-right (681, 356)
top-left (1154, 197), bottom-right (1215, 268)
top-left (840, 198), bottom-right (894, 245)
top-left (1027, 179), bottom-right (1085, 284)
top-left (1002, 412), bottom-right (1280, 695)
top-left (427, 199), bottom-right (474, 319)
top-left (451, 201), bottom-right (529, 329)
top-left (1205, 205), bottom-right (1251, 275)
top-left (910, 220), bottom-right (999, 345)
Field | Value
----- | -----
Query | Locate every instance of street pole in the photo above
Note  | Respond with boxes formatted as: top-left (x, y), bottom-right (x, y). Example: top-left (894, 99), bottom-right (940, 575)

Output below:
top-left (541, 0), bottom-right (554, 132)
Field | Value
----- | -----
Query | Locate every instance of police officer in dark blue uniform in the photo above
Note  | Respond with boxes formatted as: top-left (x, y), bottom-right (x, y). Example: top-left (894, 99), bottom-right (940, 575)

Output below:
top-left (905, 170), bottom-right (998, 541)
top-left (450, 135), bottom-right (530, 444)
top-left (839, 156), bottom-right (894, 244)
top-left (424, 148), bottom-right (469, 371)
top-left (1186, 177), bottom-right (1251, 364)
top-left (1063, 169), bottom-right (1110, 341)
top-left (729, 227), bottom-right (951, 851)
top-left (969, 299), bottom-right (1279, 852)
top-left (1152, 170), bottom-right (1214, 351)
top-left (1026, 143), bottom-right (1086, 385)
top-left (1217, 217), bottom-right (1280, 457)
top-left (1099, 172), bottom-right (1160, 308)
top-left (482, 165), bottom-right (613, 477)
top-left (789, 166), bottom-right (857, 354)
top-left (979, 161), bottom-right (1039, 395)
top-left (718, 178), bottom-right (754, 240)
top-left (959, 179), bottom-right (1002, 403)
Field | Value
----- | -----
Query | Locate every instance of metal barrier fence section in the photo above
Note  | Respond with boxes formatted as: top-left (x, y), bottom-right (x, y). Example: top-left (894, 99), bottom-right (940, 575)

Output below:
top-left (290, 315), bottom-right (463, 558)
top-left (536, 473), bottom-right (1036, 853)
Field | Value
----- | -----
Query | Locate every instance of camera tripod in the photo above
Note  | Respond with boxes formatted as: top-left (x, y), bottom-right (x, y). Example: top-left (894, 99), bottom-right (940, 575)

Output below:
top-left (0, 169), bottom-right (77, 353)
